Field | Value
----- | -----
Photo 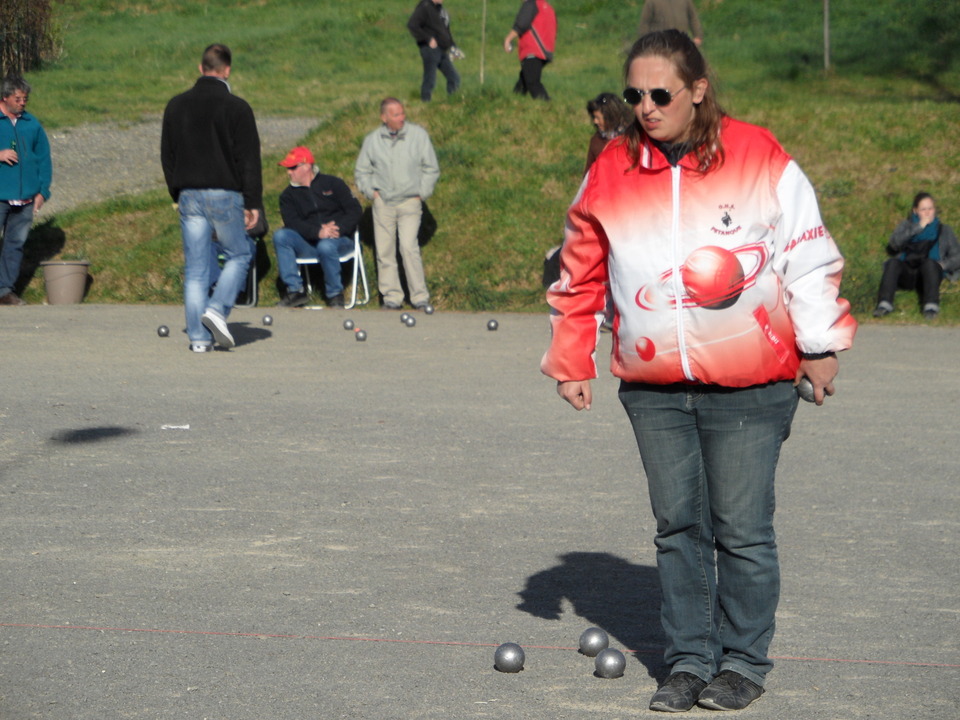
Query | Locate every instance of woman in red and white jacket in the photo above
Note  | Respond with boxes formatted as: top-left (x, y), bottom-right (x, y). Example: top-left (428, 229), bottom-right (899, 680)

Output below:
top-left (542, 31), bottom-right (856, 713)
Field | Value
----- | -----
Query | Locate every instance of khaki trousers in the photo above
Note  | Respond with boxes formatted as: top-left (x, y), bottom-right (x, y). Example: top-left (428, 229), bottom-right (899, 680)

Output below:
top-left (372, 195), bottom-right (429, 306)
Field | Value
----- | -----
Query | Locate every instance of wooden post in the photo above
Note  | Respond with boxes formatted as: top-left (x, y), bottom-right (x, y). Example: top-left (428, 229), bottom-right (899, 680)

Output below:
top-left (824, 0), bottom-right (831, 72)
top-left (480, 0), bottom-right (487, 84)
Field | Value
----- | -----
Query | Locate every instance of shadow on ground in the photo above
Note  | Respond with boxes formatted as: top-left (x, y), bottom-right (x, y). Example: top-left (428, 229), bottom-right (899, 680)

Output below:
top-left (231, 323), bottom-right (272, 347)
top-left (16, 219), bottom-right (66, 297)
top-left (48, 426), bottom-right (139, 444)
top-left (516, 551), bottom-right (667, 679)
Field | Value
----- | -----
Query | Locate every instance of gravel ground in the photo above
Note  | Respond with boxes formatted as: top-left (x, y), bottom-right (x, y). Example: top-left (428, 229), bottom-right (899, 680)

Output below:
top-left (2, 314), bottom-right (959, 719)
top-left (42, 115), bottom-right (317, 216)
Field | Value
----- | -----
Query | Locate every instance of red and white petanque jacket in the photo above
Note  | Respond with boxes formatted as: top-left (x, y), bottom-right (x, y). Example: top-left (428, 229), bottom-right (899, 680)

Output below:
top-left (541, 117), bottom-right (857, 387)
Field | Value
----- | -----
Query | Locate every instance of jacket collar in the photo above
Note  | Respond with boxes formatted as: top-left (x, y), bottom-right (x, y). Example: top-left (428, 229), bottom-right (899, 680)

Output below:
top-left (194, 75), bottom-right (231, 93)
top-left (639, 137), bottom-right (701, 171)
top-left (0, 109), bottom-right (34, 123)
top-left (380, 123), bottom-right (407, 140)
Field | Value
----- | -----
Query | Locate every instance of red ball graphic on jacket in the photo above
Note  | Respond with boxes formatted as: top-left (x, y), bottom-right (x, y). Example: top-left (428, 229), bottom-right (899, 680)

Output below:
top-left (635, 336), bottom-right (656, 362)
top-left (634, 243), bottom-right (767, 312)
top-left (680, 245), bottom-right (746, 309)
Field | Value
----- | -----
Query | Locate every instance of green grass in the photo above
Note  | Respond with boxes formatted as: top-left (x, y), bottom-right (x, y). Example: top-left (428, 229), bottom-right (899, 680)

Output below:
top-left (16, 0), bottom-right (960, 321)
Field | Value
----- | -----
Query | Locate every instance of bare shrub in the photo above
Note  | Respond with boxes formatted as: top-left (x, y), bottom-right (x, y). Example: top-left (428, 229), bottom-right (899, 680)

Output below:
top-left (0, 0), bottom-right (64, 76)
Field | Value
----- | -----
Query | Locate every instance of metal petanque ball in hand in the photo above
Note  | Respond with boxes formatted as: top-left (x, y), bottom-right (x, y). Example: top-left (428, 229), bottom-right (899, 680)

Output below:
top-left (578, 627), bottom-right (609, 657)
top-left (494, 642), bottom-right (525, 673)
top-left (797, 376), bottom-right (816, 403)
top-left (594, 648), bottom-right (626, 678)
top-left (487, 319), bottom-right (498, 331)
top-left (343, 319), bottom-right (355, 331)
top-left (157, 325), bottom-right (169, 338)
top-left (262, 314), bottom-right (273, 326)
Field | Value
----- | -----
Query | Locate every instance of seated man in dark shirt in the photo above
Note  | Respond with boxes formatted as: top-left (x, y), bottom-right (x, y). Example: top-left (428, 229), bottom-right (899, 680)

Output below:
top-left (273, 146), bottom-right (362, 307)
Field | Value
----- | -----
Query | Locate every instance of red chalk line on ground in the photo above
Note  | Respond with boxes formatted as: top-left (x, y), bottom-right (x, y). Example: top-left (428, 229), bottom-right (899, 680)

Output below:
top-left (2, 622), bottom-right (957, 669)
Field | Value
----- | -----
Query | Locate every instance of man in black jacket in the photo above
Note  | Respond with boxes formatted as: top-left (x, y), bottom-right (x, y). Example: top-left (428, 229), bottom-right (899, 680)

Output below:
top-left (273, 146), bottom-right (362, 308)
top-left (161, 43), bottom-right (262, 352)
top-left (407, 0), bottom-right (462, 102)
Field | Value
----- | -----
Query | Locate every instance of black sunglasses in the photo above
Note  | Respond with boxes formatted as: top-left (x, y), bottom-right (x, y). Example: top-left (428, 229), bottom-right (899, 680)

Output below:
top-left (622, 85), bottom-right (687, 107)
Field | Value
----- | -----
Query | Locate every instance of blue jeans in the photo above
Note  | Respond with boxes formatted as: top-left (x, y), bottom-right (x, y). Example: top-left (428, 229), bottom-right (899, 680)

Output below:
top-left (178, 189), bottom-right (253, 344)
top-left (273, 228), bottom-right (352, 299)
top-left (618, 380), bottom-right (799, 686)
top-left (418, 45), bottom-right (460, 101)
top-left (0, 201), bottom-right (35, 295)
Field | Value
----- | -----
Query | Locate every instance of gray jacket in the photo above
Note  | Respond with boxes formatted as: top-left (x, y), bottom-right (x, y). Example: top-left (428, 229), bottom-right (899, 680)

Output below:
top-left (355, 121), bottom-right (439, 205)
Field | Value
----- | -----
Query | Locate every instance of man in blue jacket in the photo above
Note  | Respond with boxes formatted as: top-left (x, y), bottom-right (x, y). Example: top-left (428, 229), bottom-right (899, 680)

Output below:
top-left (273, 146), bottom-right (362, 308)
top-left (161, 43), bottom-right (262, 352)
top-left (0, 76), bottom-right (52, 306)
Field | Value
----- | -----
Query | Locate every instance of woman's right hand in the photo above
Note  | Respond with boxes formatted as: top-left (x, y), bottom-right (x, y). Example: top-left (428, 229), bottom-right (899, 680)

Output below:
top-left (917, 204), bottom-right (936, 228)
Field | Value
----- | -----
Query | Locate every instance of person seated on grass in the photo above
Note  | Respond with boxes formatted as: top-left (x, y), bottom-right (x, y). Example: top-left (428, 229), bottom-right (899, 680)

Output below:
top-left (273, 146), bottom-right (362, 308)
top-left (874, 192), bottom-right (960, 319)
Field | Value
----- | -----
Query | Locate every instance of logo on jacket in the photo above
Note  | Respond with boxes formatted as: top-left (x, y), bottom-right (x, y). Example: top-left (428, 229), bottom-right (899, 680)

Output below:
top-left (785, 224), bottom-right (828, 253)
top-left (635, 242), bottom-right (768, 312)
top-left (711, 204), bottom-right (741, 236)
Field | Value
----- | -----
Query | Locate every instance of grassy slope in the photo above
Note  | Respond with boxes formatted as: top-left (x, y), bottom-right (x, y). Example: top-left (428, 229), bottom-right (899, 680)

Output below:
top-left (19, 0), bottom-right (960, 320)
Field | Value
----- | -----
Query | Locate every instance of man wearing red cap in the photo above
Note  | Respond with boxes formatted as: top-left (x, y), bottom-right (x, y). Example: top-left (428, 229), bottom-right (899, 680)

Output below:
top-left (274, 146), bottom-right (362, 307)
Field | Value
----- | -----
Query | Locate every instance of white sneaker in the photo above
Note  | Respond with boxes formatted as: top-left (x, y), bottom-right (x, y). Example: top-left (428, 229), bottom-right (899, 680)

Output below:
top-left (201, 309), bottom-right (234, 348)
top-left (190, 343), bottom-right (212, 353)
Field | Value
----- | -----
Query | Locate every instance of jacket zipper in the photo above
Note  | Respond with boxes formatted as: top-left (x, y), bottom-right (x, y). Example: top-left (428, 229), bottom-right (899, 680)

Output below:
top-left (669, 165), bottom-right (694, 381)
top-left (7, 120), bottom-right (24, 200)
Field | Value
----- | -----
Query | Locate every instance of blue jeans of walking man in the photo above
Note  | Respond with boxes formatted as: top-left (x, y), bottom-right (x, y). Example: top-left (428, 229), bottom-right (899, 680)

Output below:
top-left (0, 202), bottom-right (35, 297)
top-left (618, 380), bottom-right (799, 688)
top-left (418, 45), bottom-right (460, 101)
top-left (179, 189), bottom-right (253, 347)
top-left (273, 227), bottom-right (353, 300)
